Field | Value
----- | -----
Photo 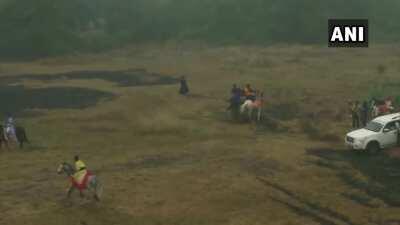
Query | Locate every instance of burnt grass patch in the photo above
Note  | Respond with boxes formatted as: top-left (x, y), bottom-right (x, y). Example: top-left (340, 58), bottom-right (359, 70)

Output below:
top-left (306, 147), bottom-right (400, 207)
top-left (0, 85), bottom-right (114, 116)
top-left (0, 69), bottom-right (179, 117)
top-left (0, 69), bottom-right (179, 87)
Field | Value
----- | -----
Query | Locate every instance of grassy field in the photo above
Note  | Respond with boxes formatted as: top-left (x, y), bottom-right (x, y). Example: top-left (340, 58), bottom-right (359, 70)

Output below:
top-left (2, 43), bottom-right (400, 225)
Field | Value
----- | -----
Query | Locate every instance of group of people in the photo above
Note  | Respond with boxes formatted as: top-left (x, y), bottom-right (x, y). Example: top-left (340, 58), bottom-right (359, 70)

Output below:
top-left (350, 97), bottom-right (396, 129)
top-left (228, 83), bottom-right (265, 121)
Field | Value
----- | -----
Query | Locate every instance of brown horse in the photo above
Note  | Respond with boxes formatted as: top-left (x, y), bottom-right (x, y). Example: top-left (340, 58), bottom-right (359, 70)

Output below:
top-left (0, 125), bottom-right (29, 149)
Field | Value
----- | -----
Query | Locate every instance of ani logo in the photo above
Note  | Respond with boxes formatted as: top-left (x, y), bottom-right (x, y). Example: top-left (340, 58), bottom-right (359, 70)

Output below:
top-left (328, 19), bottom-right (369, 48)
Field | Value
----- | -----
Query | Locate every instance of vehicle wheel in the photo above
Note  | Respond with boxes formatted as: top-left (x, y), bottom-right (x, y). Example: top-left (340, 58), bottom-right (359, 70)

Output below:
top-left (366, 142), bottom-right (380, 154)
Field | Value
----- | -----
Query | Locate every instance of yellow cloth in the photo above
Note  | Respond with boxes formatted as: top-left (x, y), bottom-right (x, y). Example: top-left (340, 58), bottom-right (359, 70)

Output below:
top-left (73, 160), bottom-right (87, 183)
top-left (75, 160), bottom-right (86, 171)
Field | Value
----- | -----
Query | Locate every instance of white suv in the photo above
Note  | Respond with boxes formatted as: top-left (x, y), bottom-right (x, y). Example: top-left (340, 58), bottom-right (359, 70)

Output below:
top-left (345, 113), bottom-right (400, 153)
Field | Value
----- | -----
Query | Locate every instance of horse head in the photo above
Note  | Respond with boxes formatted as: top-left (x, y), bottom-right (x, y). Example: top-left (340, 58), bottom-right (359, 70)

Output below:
top-left (57, 162), bottom-right (75, 176)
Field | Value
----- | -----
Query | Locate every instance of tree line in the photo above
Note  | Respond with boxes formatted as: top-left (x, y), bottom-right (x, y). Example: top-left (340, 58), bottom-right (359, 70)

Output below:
top-left (0, 0), bottom-right (399, 58)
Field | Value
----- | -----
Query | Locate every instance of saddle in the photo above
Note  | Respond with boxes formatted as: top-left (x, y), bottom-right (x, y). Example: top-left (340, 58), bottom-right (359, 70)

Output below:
top-left (71, 170), bottom-right (93, 190)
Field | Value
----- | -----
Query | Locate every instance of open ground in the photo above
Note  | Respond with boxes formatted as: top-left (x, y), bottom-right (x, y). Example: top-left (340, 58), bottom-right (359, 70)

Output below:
top-left (2, 43), bottom-right (400, 225)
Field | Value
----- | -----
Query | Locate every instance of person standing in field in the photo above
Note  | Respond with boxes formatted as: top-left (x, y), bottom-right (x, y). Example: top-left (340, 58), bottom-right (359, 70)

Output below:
top-left (231, 84), bottom-right (242, 97)
top-left (179, 76), bottom-right (189, 95)
top-left (350, 101), bottom-right (360, 129)
top-left (396, 122), bottom-right (400, 147)
top-left (360, 101), bottom-right (369, 127)
top-left (228, 84), bottom-right (242, 120)
top-left (254, 91), bottom-right (265, 121)
top-left (370, 99), bottom-right (377, 119)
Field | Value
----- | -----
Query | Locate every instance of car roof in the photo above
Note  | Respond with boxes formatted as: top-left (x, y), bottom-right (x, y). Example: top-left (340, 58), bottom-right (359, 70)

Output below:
top-left (373, 113), bottom-right (400, 124)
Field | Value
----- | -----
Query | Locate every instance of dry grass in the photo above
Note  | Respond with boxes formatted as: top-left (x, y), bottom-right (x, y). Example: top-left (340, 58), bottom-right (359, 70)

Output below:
top-left (1, 44), bottom-right (400, 225)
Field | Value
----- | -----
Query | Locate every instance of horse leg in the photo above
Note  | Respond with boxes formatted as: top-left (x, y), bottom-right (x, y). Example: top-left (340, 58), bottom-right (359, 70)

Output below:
top-left (94, 192), bottom-right (100, 201)
top-left (24, 131), bottom-right (29, 143)
top-left (18, 129), bottom-right (29, 147)
top-left (3, 132), bottom-right (9, 149)
top-left (12, 134), bottom-right (20, 148)
top-left (240, 104), bottom-right (245, 114)
top-left (90, 177), bottom-right (101, 201)
top-left (67, 185), bottom-right (75, 198)
top-left (248, 106), bottom-right (253, 121)
top-left (5, 139), bottom-right (9, 150)
top-left (257, 108), bottom-right (262, 122)
top-left (79, 190), bottom-right (84, 198)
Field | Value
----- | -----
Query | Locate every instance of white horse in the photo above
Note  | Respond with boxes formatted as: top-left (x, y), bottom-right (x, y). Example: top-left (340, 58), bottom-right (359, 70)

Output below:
top-left (240, 100), bottom-right (263, 121)
top-left (57, 162), bottom-right (103, 201)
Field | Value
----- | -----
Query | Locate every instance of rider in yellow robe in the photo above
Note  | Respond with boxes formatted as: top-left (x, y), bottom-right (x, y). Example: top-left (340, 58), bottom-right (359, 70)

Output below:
top-left (73, 155), bottom-right (87, 184)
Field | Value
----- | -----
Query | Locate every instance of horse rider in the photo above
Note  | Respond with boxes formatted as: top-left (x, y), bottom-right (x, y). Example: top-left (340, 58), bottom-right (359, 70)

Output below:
top-left (4, 113), bottom-right (16, 141)
top-left (74, 155), bottom-right (88, 184)
top-left (244, 84), bottom-right (256, 101)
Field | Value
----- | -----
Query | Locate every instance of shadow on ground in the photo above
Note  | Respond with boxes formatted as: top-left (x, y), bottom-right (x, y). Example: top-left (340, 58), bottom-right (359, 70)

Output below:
top-left (307, 148), bottom-right (400, 207)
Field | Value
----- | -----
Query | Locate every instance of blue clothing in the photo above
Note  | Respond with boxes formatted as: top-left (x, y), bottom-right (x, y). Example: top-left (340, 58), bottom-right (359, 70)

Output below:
top-left (231, 93), bottom-right (241, 104)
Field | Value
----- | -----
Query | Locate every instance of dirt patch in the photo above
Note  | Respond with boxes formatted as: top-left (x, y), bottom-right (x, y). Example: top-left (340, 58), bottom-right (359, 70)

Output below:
top-left (0, 69), bottom-right (179, 87)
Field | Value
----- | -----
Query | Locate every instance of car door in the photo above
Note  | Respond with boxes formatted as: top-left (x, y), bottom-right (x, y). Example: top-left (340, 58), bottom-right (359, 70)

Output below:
top-left (380, 121), bottom-right (399, 148)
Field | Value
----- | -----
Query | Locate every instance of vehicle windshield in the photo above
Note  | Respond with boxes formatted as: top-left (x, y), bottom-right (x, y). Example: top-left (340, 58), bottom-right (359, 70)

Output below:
top-left (365, 121), bottom-right (383, 132)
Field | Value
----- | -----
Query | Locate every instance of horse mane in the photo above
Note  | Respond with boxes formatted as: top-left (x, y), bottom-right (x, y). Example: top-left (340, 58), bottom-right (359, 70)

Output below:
top-left (62, 162), bottom-right (76, 174)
